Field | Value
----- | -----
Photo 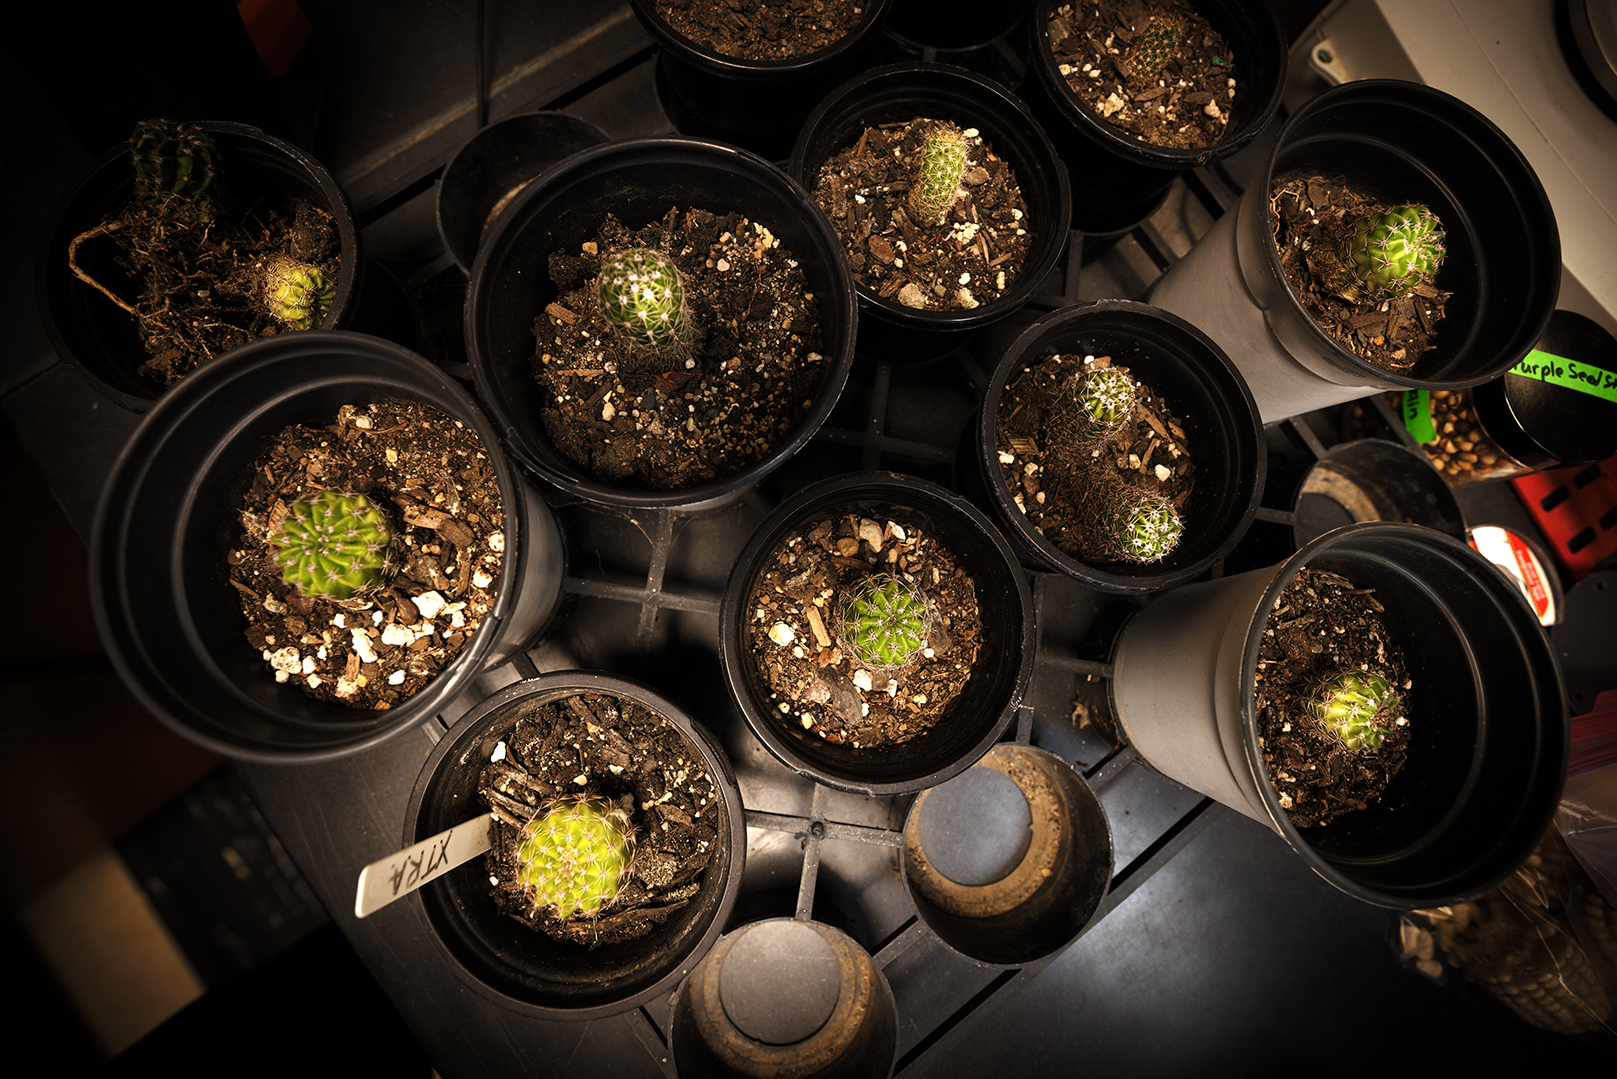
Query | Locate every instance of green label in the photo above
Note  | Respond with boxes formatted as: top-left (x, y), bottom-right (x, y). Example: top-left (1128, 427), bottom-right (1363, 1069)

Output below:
top-left (1510, 349), bottom-right (1617, 403)
top-left (1401, 389), bottom-right (1436, 443)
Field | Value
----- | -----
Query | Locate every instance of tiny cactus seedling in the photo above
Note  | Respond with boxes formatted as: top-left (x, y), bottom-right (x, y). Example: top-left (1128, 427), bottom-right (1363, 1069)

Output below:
top-left (838, 574), bottom-right (931, 669)
top-left (909, 123), bottom-right (969, 226)
top-left (1308, 670), bottom-right (1400, 752)
top-left (1330, 205), bottom-right (1445, 303)
top-left (1048, 365), bottom-right (1138, 453)
top-left (597, 247), bottom-right (694, 352)
top-left (130, 119), bottom-right (218, 222)
top-left (516, 795), bottom-right (636, 920)
top-left (263, 255), bottom-right (334, 330)
top-left (1126, 14), bottom-right (1185, 81)
top-left (270, 490), bottom-right (396, 600)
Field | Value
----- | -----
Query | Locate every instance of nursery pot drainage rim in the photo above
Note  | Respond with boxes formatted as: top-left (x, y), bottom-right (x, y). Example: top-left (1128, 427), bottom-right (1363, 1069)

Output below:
top-left (1287, 439), bottom-right (1465, 548)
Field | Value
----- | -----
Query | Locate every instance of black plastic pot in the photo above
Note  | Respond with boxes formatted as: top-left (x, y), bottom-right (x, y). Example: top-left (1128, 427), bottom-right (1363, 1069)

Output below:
top-left (876, 1), bottom-right (1030, 88)
top-left (39, 121), bottom-right (365, 413)
top-left (718, 472), bottom-right (1035, 797)
top-left (1110, 522), bottom-right (1569, 908)
top-left (89, 331), bottom-right (566, 764)
top-left (435, 112), bottom-right (611, 273)
top-left (1149, 79), bottom-right (1563, 424)
top-left (464, 136), bottom-right (856, 514)
top-left (788, 62), bottom-right (1072, 363)
top-left (1025, 0), bottom-right (1288, 235)
top-left (630, 0), bottom-right (892, 161)
top-left (970, 300), bottom-right (1264, 594)
top-left (1273, 438), bottom-right (1465, 550)
top-left (405, 671), bottom-right (745, 1019)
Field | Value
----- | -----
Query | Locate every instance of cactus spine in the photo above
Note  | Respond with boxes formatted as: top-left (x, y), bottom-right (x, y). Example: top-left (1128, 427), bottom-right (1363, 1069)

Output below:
top-left (516, 795), bottom-right (636, 919)
top-left (264, 255), bottom-right (334, 330)
top-left (130, 119), bottom-right (218, 222)
top-left (909, 123), bottom-right (969, 226)
top-left (1049, 366), bottom-right (1138, 454)
top-left (270, 490), bottom-right (396, 600)
top-left (838, 574), bottom-right (930, 669)
top-left (1308, 670), bottom-right (1400, 752)
top-left (597, 247), bottom-right (694, 352)
top-left (1126, 14), bottom-right (1185, 81)
top-left (1331, 205), bottom-right (1445, 303)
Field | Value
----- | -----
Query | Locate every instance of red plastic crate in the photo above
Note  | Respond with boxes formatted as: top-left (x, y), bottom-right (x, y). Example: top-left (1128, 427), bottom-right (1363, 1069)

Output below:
top-left (1511, 455), bottom-right (1617, 577)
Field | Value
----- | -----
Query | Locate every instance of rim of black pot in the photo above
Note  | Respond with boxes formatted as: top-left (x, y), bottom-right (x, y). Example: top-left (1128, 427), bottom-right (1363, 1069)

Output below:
top-left (39, 120), bottom-right (363, 414)
top-left (786, 61), bottom-right (1073, 338)
top-left (404, 671), bottom-right (746, 1019)
top-left (1028, 0), bottom-right (1289, 168)
top-left (89, 331), bottom-right (533, 764)
top-left (464, 136), bottom-right (857, 514)
top-left (718, 471), bottom-right (1036, 796)
top-left (629, 0), bottom-right (893, 79)
top-left (1238, 522), bottom-right (1568, 907)
top-left (978, 300), bottom-right (1264, 593)
top-left (1257, 79), bottom-right (1562, 393)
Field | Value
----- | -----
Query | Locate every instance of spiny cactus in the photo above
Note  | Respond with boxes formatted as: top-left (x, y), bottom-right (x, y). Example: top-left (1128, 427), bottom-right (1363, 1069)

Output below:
top-left (838, 574), bottom-right (931, 669)
top-left (909, 122), bottom-right (969, 226)
top-left (263, 255), bottom-right (334, 330)
top-left (130, 119), bottom-right (218, 222)
top-left (1048, 365), bottom-right (1138, 453)
top-left (1308, 670), bottom-right (1401, 752)
top-left (1126, 13), bottom-right (1185, 81)
top-left (1330, 205), bottom-right (1446, 303)
top-left (270, 490), bottom-right (396, 600)
top-left (516, 795), bottom-right (636, 920)
top-left (1091, 477), bottom-right (1183, 563)
top-left (597, 247), bottom-right (694, 352)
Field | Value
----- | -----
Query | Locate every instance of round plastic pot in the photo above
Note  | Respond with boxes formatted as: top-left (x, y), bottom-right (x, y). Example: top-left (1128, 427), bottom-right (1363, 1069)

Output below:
top-left (788, 62), bottom-right (1072, 364)
top-left (972, 300), bottom-right (1264, 594)
top-left (876, 1), bottom-right (1029, 87)
top-left (404, 671), bottom-right (745, 1020)
top-left (90, 331), bottom-right (566, 764)
top-left (1110, 522), bottom-right (1569, 908)
top-left (1148, 79), bottom-right (1562, 425)
top-left (1025, 0), bottom-right (1288, 235)
top-left (631, 0), bottom-right (892, 161)
top-left (464, 136), bottom-right (856, 515)
top-left (1279, 438), bottom-right (1464, 549)
top-left (900, 744), bottom-right (1112, 966)
top-left (718, 472), bottom-right (1035, 797)
top-left (435, 112), bottom-right (611, 273)
top-left (39, 121), bottom-right (365, 413)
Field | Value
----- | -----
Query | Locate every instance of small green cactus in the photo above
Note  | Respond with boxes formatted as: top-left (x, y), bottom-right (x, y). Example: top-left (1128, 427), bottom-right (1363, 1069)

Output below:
top-left (597, 247), bottom-right (694, 351)
top-left (130, 119), bottom-right (218, 222)
top-left (909, 122), bottom-right (969, 226)
top-left (1308, 670), bottom-right (1400, 752)
top-left (263, 255), bottom-right (334, 330)
top-left (837, 574), bottom-right (931, 669)
top-left (1330, 205), bottom-right (1446, 303)
top-left (1092, 478), bottom-right (1183, 563)
top-left (1126, 13), bottom-right (1185, 80)
top-left (1049, 365), bottom-right (1138, 452)
top-left (270, 490), bottom-right (396, 600)
top-left (516, 795), bottom-right (636, 920)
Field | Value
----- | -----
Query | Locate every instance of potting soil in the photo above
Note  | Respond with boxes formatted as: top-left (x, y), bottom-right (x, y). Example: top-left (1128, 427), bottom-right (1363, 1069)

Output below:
top-left (653, 0), bottom-right (866, 59)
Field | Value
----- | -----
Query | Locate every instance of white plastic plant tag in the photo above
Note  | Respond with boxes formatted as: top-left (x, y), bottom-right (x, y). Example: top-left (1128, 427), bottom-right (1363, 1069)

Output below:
top-left (354, 814), bottom-right (493, 918)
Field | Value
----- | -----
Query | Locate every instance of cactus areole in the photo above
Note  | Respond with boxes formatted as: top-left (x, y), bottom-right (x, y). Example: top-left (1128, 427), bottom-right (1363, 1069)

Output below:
top-left (269, 490), bottom-right (396, 600)
top-left (597, 247), bottom-right (695, 352)
top-left (838, 573), bottom-right (931, 669)
top-left (516, 795), bottom-right (637, 920)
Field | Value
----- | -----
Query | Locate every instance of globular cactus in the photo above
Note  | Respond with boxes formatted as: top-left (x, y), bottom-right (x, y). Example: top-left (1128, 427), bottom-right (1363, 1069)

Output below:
top-left (270, 490), bottom-right (396, 600)
top-left (1092, 477), bottom-right (1183, 563)
top-left (597, 247), bottom-right (694, 352)
top-left (1126, 14), bottom-right (1185, 81)
top-left (263, 255), bottom-right (334, 330)
top-left (1048, 365), bottom-right (1138, 453)
top-left (1308, 670), bottom-right (1401, 752)
top-left (838, 574), bottom-right (931, 669)
top-left (516, 795), bottom-right (636, 920)
top-left (130, 119), bottom-right (218, 222)
top-left (909, 122), bottom-right (969, 226)
top-left (1330, 205), bottom-right (1446, 303)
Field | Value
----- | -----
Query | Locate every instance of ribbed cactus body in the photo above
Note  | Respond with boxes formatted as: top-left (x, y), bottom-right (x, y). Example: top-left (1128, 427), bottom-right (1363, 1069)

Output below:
top-left (270, 490), bottom-right (395, 600)
top-left (1308, 670), bottom-right (1400, 752)
top-left (130, 119), bottom-right (218, 222)
top-left (1335, 205), bottom-right (1445, 302)
top-left (516, 795), bottom-right (636, 919)
top-left (1127, 14), bottom-right (1185, 80)
top-left (1049, 366), bottom-right (1138, 452)
top-left (598, 247), bottom-right (693, 351)
top-left (909, 123), bottom-right (969, 226)
top-left (264, 256), bottom-right (334, 330)
top-left (1097, 479), bottom-right (1183, 563)
top-left (838, 574), bottom-right (930, 669)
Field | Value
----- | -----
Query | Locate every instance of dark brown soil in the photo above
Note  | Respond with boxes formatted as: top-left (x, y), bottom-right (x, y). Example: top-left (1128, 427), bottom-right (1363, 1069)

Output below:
top-left (1046, 0), bottom-right (1236, 150)
top-left (654, 0), bottom-right (867, 60)
top-left (228, 400), bottom-right (504, 711)
top-left (1271, 173), bottom-right (1452, 373)
top-left (1254, 567), bottom-right (1413, 830)
top-left (535, 208), bottom-right (825, 490)
top-left (746, 513), bottom-right (982, 749)
top-left (995, 352), bottom-right (1195, 563)
top-left (478, 691), bottom-right (721, 947)
top-left (811, 118), bottom-right (1031, 312)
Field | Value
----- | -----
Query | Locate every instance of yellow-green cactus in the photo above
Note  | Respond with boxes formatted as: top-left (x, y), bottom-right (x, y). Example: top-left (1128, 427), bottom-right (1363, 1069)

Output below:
top-left (1049, 365), bottom-right (1138, 452)
top-left (130, 118), bottom-right (218, 222)
top-left (597, 247), bottom-right (694, 352)
top-left (1091, 477), bottom-right (1183, 563)
top-left (264, 255), bottom-right (335, 330)
top-left (1330, 205), bottom-right (1446, 303)
top-left (1126, 13), bottom-right (1185, 81)
top-left (516, 795), bottom-right (636, 919)
top-left (909, 122), bottom-right (969, 226)
top-left (270, 490), bottom-right (396, 600)
top-left (837, 574), bottom-right (931, 669)
top-left (1308, 670), bottom-right (1401, 751)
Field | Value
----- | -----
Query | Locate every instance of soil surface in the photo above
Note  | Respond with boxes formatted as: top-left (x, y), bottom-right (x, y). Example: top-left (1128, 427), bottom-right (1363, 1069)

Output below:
top-left (1272, 173), bottom-right (1452, 374)
top-left (536, 208), bottom-right (825, 490)
top-left (811, 118), bottom-right (1031, 312)
top-left (995, 352), bottom-right (1196, 563)
top-left (478, 691), bottom-right (721, 947)
top-left (746, 512), bottom-right (983, 749)
top-left (1046, 0), bottom-right (1237, 150)
top-left (654, 0), bottom-right (867, 59)
top-left (1254, 567), bottom-right (1413, 830)
top-left (229, 400), bottom-right (504, 711)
